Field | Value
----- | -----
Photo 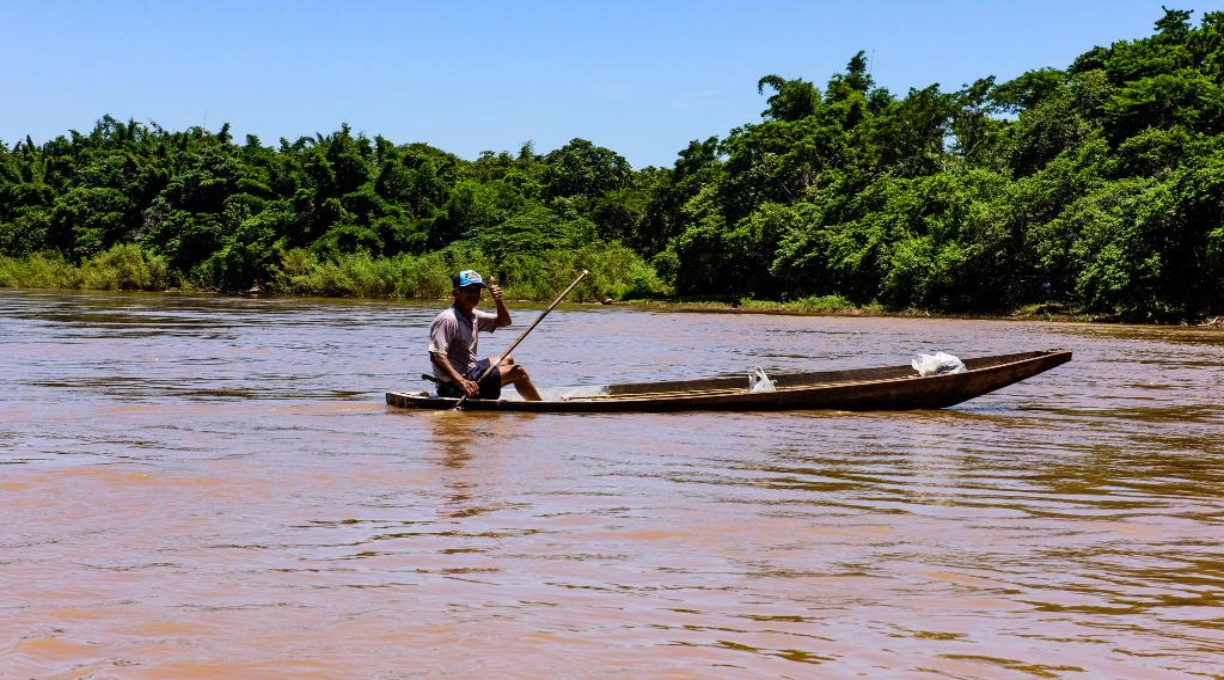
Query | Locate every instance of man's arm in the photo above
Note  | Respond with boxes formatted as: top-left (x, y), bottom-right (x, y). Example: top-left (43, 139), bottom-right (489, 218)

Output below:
top-left (430, 351), bottom-right (479, 397)
top-left (489, 277), bottom-right (511, 328)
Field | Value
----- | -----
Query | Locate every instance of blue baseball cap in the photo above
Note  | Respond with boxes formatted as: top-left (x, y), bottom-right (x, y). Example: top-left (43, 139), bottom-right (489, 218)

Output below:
top-left (453, 270), bottom-right (486, 288)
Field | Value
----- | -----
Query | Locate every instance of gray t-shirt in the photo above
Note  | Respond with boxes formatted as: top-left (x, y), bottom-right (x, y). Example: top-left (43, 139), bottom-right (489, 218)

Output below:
top-left (428, 304), bottom-right (499, 378)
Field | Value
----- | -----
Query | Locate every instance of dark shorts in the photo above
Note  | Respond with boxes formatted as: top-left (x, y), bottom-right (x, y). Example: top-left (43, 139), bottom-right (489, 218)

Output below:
top-left (437, 358), bottom-right (502, 400)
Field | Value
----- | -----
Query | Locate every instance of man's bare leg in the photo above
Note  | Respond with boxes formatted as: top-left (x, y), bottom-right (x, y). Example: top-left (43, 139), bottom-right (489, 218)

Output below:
top-left (490, 355), bottom-right (541, 401)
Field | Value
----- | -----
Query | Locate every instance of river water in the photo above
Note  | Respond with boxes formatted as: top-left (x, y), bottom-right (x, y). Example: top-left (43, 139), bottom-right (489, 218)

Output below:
top-left (1, 290), bottom-right (1221, 679)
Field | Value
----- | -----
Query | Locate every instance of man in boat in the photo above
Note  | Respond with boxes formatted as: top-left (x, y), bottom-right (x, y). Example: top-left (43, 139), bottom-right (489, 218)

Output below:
top-left (428, 269), bottom-right (542, 401)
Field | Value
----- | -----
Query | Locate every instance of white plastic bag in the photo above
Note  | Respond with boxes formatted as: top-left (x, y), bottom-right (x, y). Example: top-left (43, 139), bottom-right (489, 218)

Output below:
top-left (748, 367), bottom-right (776, 393)
top-left (911, 352), bottom-right (967, 377)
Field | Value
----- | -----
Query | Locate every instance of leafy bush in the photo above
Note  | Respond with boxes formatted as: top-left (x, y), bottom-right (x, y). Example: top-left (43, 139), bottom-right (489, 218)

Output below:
top-left (79, 244), bottom-right (168, 290)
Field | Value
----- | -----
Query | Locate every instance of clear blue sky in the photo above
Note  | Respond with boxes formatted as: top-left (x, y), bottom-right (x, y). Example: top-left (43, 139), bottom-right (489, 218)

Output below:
top-left (5, 1), bottom-right (1224, 168)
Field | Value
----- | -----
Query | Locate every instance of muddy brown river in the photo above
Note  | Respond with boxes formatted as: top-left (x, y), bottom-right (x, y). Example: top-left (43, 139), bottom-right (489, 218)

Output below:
top-left (1, 290), bottom-right (1221, 679)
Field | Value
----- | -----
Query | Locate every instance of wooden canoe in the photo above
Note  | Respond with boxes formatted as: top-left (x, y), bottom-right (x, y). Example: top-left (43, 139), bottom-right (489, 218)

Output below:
top-left (386, 349), bottom-right (1071, 413)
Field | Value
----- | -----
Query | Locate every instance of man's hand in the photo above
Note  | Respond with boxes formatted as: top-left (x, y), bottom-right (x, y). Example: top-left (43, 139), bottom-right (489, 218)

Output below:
top-left (459, 378), bottom-right (480, 397)
top-left (488, 277), bottom-right (502, 302)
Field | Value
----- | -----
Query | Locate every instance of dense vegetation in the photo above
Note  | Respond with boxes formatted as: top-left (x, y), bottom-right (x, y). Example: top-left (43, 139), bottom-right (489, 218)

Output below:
top-left (2, 8), bottom-right (1222, 319)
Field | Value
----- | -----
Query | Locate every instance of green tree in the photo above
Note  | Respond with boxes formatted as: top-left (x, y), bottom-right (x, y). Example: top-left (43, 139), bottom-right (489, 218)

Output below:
top-left (540, 139), bottom-right (633, 201)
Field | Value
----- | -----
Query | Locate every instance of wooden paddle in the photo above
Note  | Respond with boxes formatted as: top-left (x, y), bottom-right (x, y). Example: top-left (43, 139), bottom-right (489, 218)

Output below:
top-left (455, 269), bottom-right (589, 409)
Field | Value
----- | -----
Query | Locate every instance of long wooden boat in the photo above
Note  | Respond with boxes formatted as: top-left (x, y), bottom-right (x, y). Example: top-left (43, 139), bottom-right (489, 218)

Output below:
top-left (386, 349), bottom-right (1071, 414)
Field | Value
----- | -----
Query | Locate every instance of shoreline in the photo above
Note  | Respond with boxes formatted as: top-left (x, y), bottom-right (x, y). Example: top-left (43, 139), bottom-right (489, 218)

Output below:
top-left (610, 299), bottom-right (1224, 329)
top-left (5, 285), bottom-right (1222, 329)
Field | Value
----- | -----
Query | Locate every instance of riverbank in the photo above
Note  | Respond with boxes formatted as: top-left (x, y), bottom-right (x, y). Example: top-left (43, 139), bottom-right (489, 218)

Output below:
top-left (7, 282), bottom-right (1222, 331)
top-left (614, 298), bottom-right (1224, 329)
top-left (3, 248), bottom-right (1219, 328)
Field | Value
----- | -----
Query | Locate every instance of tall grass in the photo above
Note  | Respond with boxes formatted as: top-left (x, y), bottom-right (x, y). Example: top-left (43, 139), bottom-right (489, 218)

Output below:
top-left (492, 242), bottom-right (669, 301)
top-left (0, 252), bottom-right (78, 288)
top-left (1, 241), bottom-right (671, 301)
top-left (269, 241), bottom-right (669, 301)
top-left (0, 244), bottom-right (168, 291)
top-left (270, 249), bottom-right (458, 298)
